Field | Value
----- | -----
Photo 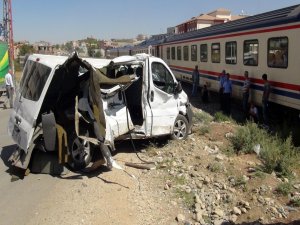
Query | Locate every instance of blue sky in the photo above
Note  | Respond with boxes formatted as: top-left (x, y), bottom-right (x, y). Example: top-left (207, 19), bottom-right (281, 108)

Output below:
top-left (9, 0), bottom-right (300, 44)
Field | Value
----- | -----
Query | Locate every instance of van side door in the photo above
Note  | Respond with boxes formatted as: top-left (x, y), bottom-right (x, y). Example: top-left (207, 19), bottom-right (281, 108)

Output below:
top-left (8, 58), bottom-right (54, 152)
top-left (147, 58), bottom-right (178, 136)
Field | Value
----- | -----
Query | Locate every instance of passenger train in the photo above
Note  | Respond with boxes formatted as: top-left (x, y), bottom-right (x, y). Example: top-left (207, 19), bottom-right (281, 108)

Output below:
top-left (109, 4), bottom-right (300, 111)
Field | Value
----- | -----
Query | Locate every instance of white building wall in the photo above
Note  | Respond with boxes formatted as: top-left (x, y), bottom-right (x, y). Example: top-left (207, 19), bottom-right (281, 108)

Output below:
top-left (197, 24), bottom-right (212, 30)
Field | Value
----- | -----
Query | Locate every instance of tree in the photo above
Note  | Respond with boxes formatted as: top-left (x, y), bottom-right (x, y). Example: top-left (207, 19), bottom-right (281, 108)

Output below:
top-left (18, 44), bottom-right (34, 56)
top-left (63, 41), bottom-right (73, 53)
top-left (94, 51), bottom-right (101, 58)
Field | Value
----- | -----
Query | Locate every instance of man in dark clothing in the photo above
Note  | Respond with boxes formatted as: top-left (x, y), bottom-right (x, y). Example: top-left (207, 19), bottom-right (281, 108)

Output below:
top-left (191, 65), bottom-right (200, 97)
top-left (219, 70), bottom-right (226, 110)
top-left (201, 84), bottom-right (209, 103)
top-left (242, 71), bottom-right (250, 115)
top-left (262, 74), bottom-right (271, 125)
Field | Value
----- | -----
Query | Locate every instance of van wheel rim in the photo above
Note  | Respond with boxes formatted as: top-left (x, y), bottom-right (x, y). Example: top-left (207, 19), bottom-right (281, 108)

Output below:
top-left (71, 138), bottom-right (90, 163)
top-left (174, 120), bottom-right (187, 139)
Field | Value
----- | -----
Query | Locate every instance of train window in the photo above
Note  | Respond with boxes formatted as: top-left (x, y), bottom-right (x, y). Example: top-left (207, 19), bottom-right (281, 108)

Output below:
top-left (244, 40), bottom-right (259, 66)
top-left (225, 41), bottom-right (237, 64)
top-left (177, 46), bottom-right (182, 60)
top-left (268, 37), bottom-right (288, 68)
top-left (183, 46), bottom-right (189, 61)
top-left (167, 47), bottom-right (170, 60)
top-left (171, 47), bottom-right (176, 60)
top-left (211, 43), bottom-right (220, 63)
top-left (191, 45), bottom-right (197, 61)
top-left (200, 44), bottom-right (208, 62)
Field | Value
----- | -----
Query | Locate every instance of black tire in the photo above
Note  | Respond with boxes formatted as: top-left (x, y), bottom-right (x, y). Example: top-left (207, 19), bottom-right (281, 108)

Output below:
top-left (171, 114), bottom-right (189, 140)
top-left (67, 131), bottom-right (92, 170)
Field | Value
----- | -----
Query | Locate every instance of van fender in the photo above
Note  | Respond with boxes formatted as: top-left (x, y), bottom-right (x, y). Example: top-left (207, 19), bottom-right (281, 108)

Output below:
top-left (178, 103), bottom-right (193, 134)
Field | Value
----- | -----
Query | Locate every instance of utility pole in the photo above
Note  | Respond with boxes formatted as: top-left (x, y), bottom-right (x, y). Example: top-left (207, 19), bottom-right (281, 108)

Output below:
top-left (3, 0), bottom-right (14, 72)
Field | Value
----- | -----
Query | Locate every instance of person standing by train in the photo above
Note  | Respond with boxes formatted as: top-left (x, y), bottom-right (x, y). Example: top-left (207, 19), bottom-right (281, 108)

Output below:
top-left (219, 70), bottom-right (226, 110)
top-left (262, 73), bottom-right (271, 126)
top-left (242, 71), bottom-right (251, 116)
top-left (222, 73), bottom-right (232, 115)
top-left (191, 65), bottom-right (200, 97)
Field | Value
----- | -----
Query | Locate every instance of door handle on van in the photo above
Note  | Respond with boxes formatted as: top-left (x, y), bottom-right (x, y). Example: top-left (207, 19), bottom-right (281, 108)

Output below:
top-left (150, 91), bottom-right (154, 102)
top-left (15, 115), bottom-right (22, 125)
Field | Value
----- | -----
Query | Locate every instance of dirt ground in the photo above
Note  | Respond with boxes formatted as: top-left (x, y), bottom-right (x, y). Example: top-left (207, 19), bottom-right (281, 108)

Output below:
top-left (1, 84), bottom-right (299, 225)
top-left (20, 106), bottom-right (300, 225)
top-left (23, 147), bottom-right (180, 225)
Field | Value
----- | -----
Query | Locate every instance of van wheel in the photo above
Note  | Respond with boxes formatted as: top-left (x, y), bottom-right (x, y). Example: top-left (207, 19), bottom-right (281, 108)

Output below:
top-left (67, 131), bottom-right (92, 170)
top-left (171, 115), bottom-right (188, 140)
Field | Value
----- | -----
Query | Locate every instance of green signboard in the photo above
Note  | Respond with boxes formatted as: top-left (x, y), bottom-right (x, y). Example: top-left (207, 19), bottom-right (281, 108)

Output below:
top-left (0, 42), bottom-right (9, 85)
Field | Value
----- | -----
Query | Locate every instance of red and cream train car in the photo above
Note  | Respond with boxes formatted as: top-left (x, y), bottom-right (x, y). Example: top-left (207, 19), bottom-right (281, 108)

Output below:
top-left (160, 5), bottom-right (300, 110)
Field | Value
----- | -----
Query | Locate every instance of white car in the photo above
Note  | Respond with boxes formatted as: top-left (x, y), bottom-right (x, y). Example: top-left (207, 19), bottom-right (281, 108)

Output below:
top-left (8, 53), bottom-right (193, 171)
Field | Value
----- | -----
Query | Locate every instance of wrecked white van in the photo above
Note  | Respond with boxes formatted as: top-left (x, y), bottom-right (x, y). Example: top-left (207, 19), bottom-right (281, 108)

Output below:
top-left (8, 53), bottom-right (192, 171)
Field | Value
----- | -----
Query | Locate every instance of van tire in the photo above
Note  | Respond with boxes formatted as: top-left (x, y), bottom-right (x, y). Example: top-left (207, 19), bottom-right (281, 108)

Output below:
top-left (171, 114), bottom-right (188, 140)
top-left (67, 131), bottom-right (92, 170)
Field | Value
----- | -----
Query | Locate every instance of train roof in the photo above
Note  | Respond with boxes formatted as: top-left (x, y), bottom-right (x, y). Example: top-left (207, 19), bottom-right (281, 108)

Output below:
top-left (136, 34), bottom-right (168, 47)
top-left (166, 4), bottom-right (300, 43)
top-left (108, 45), bottom-right (133, 53)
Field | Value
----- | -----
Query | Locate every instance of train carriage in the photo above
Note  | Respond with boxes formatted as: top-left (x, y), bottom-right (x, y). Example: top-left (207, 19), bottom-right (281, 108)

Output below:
top-left (160, 4), bottom-right (300, 110)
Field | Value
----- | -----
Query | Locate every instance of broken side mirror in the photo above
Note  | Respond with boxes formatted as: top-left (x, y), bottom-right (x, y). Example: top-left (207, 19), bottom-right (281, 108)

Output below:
top-left (174, 82), bottom-right (183, 94)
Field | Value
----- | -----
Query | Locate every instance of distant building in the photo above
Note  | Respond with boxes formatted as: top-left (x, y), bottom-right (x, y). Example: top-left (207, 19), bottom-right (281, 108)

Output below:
top-left (167, 27), bottom-right (176, 35)
top-left (136, 34), bottom-right (147, 41)
top-left (99, 40), bottom-right (119, 49)
top-left (207, 8), bottom-right (231, 20)
top-left (33, 41), bottom-right (54, 54)
top-left (175, 8), bottom-right (247, 34)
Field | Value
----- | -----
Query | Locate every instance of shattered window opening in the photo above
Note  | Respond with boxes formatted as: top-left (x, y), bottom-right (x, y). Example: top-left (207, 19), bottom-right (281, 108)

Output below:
top-left (151, 62), bottom-right (175, 94)
top-left (20, 60), bottom-right (52, 101)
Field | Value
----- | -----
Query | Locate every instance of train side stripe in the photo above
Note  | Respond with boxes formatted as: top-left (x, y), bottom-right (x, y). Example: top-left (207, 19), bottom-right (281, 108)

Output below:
top-left (170, 66), bottom-right (300, 100)
top-left (170, 65), bottom-right (300, 92)
top-left (165, 23), bottom-right (300, 45)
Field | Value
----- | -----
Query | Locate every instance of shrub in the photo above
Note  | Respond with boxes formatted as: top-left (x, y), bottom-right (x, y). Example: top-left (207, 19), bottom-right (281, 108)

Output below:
top-left (230, 122), bottom-right (267, 154)
top-left (198, 125), bottom-right (210, 135)
top-left (214, 111), bottom-right (232, 122)
top-left (254, 170), bottom-right (267, 179)
top-left (232, 175), bottom-right (247, 187)
top-left (194, 111), bottom-right (212, 124)
top-left (223, 145), bottom-right (235, 157)
top-left (290, 197), bottom-right (300, 207)
top-left (175, 189), bottom-right (194, 209)
top-left (259, 137), bottom-right (282, 173)
top-left (260, 135), bottom-right (300, 177)
top-left (174, 175), bottom-right (186, 185)
top-left (207, 162), bottom-right (222, 173)
top-left (275, 182), bottom-right (293, 196)
top-left (228, 122), bottom-right (300, 178)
